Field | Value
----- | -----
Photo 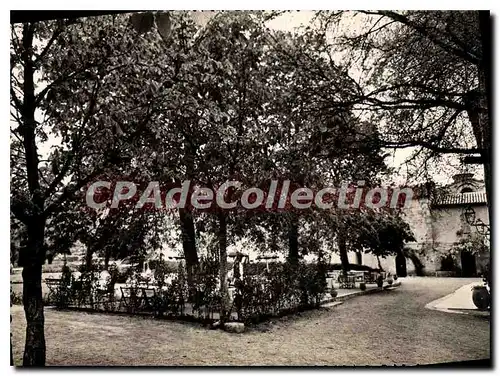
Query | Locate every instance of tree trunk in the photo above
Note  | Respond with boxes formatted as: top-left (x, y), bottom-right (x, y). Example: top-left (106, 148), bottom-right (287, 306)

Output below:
top-left (478, 11), bottom-right (492, 299)
top-left (104, 250), bottom-right (110, 270)
top-left (18, 23), bottom-right (47, 367)
top-left (11, 328), bottom-right (14, 366)
top-left (22, 263), bottom-right (45, 366)
top-left (11, 288), bottom-right (14, 366)
top-left (338, 232), bottom-right (350, 275)
top-left (217, 212), bottom-right (230, 323)
top-left (376, 256), bottom-right (384, 271)
top-left (179, 208), bottom-right (198, 299)
top-left (468, 12), bottom-right (491, 224)
top-left (404, 248), bottom-right (425, 276)
top-left (20, 216), bottom-right (47, 367)
top-left (85, 245), bottom-right (93, 270)
top-left (483, 161), bottom-right (492, 224)
top-left (288, 214), bottom-right (299, 264)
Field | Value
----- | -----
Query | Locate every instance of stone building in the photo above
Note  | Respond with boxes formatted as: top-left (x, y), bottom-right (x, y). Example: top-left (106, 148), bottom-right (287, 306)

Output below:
top-left (400, 173), bottom-right (490, 277)
top-left (327, 173), bottom-right (490, 277)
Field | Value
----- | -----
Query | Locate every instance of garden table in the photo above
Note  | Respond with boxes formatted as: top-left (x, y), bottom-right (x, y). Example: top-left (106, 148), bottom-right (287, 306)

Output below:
top-left (348, 270), bottom-right (366, 282)
top-left (338, 274), bottom-right (356, 289)
top-left (119, 286), bottom-right (156, 312)
top-left (364, 271), bottom-right (378, 284)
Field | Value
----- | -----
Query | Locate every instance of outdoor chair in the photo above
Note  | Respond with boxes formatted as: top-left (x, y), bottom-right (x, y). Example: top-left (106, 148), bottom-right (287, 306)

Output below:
top-left (45, 278), bottom-right (63, 305)
top-left (119, 286), bottom-right (145, 312)
top-left (93, 283), bottom-right (117, 310)
top-left (141, 287), bottom-right (157, 311)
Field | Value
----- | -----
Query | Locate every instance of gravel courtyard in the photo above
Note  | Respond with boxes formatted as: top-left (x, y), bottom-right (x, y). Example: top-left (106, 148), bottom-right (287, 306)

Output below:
top-left (11, 277), bottom-right (490, 366)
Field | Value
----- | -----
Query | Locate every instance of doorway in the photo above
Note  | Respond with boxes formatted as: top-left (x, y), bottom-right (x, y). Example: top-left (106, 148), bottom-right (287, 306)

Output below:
top-left (461, 250), bottom-right (477, 277)
top-left (395, 251), bottom-right (407, 277)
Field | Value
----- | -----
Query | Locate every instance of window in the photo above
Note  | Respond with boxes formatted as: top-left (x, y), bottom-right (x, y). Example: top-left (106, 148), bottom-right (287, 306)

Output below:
top-left (461, 187), bottom-right (473, 193)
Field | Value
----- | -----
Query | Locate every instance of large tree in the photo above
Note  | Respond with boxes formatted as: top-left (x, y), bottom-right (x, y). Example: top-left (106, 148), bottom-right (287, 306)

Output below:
top-left (267, 25), bottom-right (390, 269)
top-left (188, 11), bottom-right (281, 321)
top-left (222, 24), bottom-right (387, 268)
top-left (10, 14), bottom-right (167, 365)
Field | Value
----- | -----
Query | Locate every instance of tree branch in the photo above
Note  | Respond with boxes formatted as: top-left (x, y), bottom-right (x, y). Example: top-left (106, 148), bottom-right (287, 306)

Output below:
top-left (43, 81), bottom-right (101, 201)
top-left (33, 23), bottom-right (64, 67)
top-left (382, 139), bottom-right (483, 154)
top-left (363, 11), bottom-right (481, 65)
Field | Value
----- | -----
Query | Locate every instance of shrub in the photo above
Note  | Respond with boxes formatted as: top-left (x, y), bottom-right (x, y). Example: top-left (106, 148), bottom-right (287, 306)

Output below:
top-left (108, 265), bottom-right (121, 286)
top-left (192, 257), bottom-right (220, 320)
top-left (234, 261), bottom-right (327, 324)
top-left (71, 262), bottom-right (101, 307)
top-left (114, 268), bottom-right (130, 284)
top-left (153, 258), bottom-right (169, 290)
top-left (49, 256), bottom-right (328, 326)
top-left (53, 262), bottom-right (74, 308)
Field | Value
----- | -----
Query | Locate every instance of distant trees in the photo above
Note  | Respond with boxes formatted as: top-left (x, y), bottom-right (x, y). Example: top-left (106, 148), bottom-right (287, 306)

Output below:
top-left (352, 212), bottom-right (415, 263)
top-left (268, 25), bottom-right (395, 271)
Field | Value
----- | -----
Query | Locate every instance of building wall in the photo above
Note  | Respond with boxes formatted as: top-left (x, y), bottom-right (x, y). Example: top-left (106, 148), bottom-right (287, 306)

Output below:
top-left (400, 193), bottom-right (436, 275)
top-left (401, 185), bottom-right (489, 276)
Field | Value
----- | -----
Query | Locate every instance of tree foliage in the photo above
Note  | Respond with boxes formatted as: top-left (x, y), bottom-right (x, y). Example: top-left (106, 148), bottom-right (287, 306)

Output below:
top-left (11, 11), bottom-right (432, 364)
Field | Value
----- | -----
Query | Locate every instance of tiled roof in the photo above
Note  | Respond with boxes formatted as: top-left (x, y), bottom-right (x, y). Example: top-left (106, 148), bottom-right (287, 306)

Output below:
top-left (433, 192), bottom-right (488, 206)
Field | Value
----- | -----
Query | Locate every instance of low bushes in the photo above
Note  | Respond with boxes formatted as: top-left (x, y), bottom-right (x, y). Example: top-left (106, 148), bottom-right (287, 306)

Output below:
top-left (233, 262), bottom-right (327, 324)
top-left (48, 258), bottom-right (328, 326)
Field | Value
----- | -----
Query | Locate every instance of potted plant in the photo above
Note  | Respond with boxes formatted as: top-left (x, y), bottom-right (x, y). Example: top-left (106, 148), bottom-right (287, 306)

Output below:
top-left (472, 284), bottom-right (490, 310)
top-left (359, 282), bottom-right (366, 291)
top-left (330, 288), bottom-right (338, 298)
